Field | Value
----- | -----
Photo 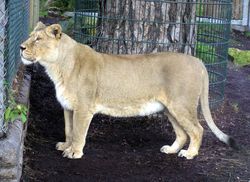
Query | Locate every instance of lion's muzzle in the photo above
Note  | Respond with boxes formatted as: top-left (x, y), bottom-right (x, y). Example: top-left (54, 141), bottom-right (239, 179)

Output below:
top-left (20, 44), bottom-right (35, 65)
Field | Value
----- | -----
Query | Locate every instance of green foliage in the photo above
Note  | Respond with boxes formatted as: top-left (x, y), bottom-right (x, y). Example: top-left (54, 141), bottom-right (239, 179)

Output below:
top-left (75, 0), bottom-right (99, 10)
top-left (40, 0), bottom-right (47, 7)
top-left (197, 23), bottom-right (227, 43)
top-left (40, 0), bottom-right (75, 17)
top-left (5, 104), bottom-right (28, 124)
top-left (196, 42), bottom-right (216, 64)
top-left (244, 31), bottom-right (250, 38)
top-left (228, 48), bottom-right (250, 67)
top-left (81, 16), bottom-right (97, 36)
top-left (75, 15), bottom-right (97, 42)
top-left (4, 85), bottom-right (28, 124)
top-left (40, 10), bottom-right (48, 17)
top-left (50, 0), bottom-right (68, 9)
top-left (40, 0), bottom-right (48, 17)
top-left (67, 0), bottom-right (75, 10)
top-left (196, 4), bottom-right (204, 16)
top-left (196, 22), bottom-right (226, 64)
top-left (50, 0), bottom-right (75, 11)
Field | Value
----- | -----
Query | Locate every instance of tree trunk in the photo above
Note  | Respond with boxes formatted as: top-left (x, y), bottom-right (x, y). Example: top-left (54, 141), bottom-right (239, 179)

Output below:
top-left (94, 0), bottom-right (196, 55)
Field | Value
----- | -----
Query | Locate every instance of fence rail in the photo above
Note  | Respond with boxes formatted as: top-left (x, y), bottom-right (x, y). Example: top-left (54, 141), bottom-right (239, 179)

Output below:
top-left (0, 0), bottom-right (30, 137)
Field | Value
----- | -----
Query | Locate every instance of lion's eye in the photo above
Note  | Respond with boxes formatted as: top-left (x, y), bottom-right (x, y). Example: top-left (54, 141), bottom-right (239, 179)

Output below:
top-left (35, 37), bottom-right (42, 42)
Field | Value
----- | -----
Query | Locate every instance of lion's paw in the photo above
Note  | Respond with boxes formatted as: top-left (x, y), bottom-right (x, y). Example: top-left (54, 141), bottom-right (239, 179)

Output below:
top-left (62, 146), bottom-right (83, 159)
top-left (56, 142), bottom-right (71, 151)
top-left (160, 145), bottom-right (178, 154)
top-left (178, 149), bottom-right (197, 160)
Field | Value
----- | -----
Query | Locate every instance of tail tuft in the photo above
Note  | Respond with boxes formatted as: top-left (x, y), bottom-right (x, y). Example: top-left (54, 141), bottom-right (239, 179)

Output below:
top-left (228, 137), bottom-right (240, 151)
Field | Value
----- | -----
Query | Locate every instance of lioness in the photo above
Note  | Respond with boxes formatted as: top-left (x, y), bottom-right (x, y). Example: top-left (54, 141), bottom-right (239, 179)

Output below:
top-left (20, 22), bottom-right (237, 160)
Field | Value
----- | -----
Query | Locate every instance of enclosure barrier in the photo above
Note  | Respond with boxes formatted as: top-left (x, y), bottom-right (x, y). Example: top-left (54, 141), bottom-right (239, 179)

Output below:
top-left (0, 0), bottom-right (6, 136)
top-left (0, 0), bottom-right (30, 136)
top-left (74, 0), bottom-right (232, 108)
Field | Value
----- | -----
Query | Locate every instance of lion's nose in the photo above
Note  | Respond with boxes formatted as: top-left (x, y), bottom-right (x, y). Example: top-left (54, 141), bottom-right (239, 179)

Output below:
top-left (20, 45), bottom-right (26, 51)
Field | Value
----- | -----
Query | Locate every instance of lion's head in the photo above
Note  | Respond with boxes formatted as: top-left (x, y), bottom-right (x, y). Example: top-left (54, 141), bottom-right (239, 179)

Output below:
top-left (20, 22), bottom-right (62, 65)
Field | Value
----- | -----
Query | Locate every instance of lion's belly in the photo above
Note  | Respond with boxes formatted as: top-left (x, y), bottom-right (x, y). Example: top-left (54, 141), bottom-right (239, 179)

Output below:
top-left (95, 101), bottom-right (165, 117)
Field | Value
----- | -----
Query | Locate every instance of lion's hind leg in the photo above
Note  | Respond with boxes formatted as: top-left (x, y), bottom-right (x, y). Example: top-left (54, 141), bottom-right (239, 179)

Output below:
top-left (169, 107), bottom-right (204, 160)
top-left (161, 113), bottom-right (188, 154)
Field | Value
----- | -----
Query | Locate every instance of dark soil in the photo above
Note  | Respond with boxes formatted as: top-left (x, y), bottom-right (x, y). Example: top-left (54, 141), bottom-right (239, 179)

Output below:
top-left (230, 30), bottom-right (250, 50)
top-left (21, 31), bottom-right (250, 181)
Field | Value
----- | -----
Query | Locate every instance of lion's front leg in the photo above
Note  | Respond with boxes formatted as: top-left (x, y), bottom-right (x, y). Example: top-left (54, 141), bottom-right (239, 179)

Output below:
top-left (63, 109), bottom-right (93, 159)
top-left (56, 109), bottom-right (73, 151)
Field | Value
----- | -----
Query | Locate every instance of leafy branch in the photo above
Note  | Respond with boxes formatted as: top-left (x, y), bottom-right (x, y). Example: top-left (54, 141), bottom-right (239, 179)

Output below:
top-left (5, 104), bottom-right (28, 124)
top-left (4, 82), bottom-right (28, 124)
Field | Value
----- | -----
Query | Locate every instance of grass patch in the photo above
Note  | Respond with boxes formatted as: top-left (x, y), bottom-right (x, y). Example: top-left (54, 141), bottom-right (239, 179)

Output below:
top-left (228, 48), bottom-right (250, 66)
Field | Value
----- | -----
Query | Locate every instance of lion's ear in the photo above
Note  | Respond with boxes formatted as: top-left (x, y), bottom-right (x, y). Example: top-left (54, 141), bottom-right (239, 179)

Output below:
top-left (45, 24), bottom-right (62, 39)
top-left (34, 21), bottom-right (46, 31)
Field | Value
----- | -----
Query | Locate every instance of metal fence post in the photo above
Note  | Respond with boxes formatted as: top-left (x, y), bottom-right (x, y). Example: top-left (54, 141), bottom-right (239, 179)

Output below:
top-left (0, 0), bottom-right (7, 137)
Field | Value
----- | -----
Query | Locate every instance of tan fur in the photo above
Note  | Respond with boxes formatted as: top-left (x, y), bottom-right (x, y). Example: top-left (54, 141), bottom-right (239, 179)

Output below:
top-left (20, 22), bottom-right (232, 159)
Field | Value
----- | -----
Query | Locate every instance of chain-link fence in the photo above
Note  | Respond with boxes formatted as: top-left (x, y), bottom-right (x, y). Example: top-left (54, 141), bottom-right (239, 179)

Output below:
top-left (74, 0), bottom-right (232, 108)
top-left (0, 0), bottom-right (30, 136)
top-left (0, 0), bottom-right (7, 136)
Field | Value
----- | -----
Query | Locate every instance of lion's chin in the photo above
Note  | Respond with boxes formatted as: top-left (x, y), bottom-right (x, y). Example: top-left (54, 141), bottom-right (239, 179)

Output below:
top-left (21, 57), bottom-right (34, 65)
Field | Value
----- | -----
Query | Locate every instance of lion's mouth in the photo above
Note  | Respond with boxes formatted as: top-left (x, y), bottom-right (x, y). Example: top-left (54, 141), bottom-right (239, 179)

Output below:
top-left (20, 51), bottom-right (35, 65)
top-left (21, 57), bottom-right (34, 65)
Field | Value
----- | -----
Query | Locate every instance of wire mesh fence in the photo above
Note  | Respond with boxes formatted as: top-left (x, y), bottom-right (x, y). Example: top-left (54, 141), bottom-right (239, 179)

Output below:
top-left (74, 0), bottom-right (232, 108)
top-left (5, 0), bottom-right (30, 82)
top-left (0, 0), bottom-right (30, 136)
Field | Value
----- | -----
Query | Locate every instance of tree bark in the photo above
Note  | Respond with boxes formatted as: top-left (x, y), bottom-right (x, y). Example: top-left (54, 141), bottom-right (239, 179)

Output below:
top-left (93, 0), bottom-right (196, 55)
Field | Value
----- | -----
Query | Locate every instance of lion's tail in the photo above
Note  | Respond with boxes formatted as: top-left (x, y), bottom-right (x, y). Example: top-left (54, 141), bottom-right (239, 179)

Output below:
top-left (200, 65), bottom-right (239, 150)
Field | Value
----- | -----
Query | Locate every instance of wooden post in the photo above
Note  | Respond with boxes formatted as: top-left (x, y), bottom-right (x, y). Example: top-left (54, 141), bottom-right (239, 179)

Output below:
top-left (30, 0), bottom-right (40, 29)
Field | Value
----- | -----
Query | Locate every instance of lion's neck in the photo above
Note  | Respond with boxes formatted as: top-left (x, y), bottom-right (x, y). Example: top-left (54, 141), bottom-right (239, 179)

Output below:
top-left (41, 36), bottom-right (99, 88)
top-left (44, 63), bottom-right (63, 85)
top-left (42, 57), bottom-right (73, 87)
